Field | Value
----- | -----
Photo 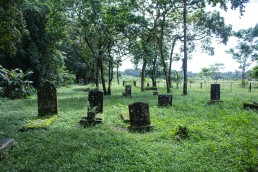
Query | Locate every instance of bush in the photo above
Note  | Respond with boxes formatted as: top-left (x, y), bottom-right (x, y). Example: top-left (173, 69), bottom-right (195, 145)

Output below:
top-left (0, 65), bottom-right (34, 99)
top-left (56, 69), bottom-right (76, 86)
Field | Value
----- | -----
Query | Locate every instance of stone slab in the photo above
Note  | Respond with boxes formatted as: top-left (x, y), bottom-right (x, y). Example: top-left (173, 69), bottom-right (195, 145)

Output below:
top-left (243, 103), bottom-right (258, 110)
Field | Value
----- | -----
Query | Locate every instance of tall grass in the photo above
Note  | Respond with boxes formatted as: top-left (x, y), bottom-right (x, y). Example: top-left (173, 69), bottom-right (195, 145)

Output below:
top-left (0, 82), bottom-right (257, 171)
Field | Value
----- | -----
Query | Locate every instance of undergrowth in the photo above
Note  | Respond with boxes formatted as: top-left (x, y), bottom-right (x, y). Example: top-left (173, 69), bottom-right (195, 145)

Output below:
top-left (0, 83), bottom-right (257, 171)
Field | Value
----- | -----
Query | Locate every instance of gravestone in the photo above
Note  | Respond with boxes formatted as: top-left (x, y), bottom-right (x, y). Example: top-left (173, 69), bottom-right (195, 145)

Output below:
top-left (80, 90), bottom-right (103, 127)
top-left (145, 87), bottom-right (157, 91)
top-left (0, 138), bottom-right (14, 160)
top-left (210, 84), bottom-right (221, 103)
top-left (243, 102), bottom-right (258, 110)
top-left (158, 95), bottom-right (172, 107)
top-left (37, 81), bottom-right (57, 116)
top-left (122, 85), bottom-right (132, 97)
top-left (128, 102), bottom-right (152, 131)
top-left (153, 91), bottom-right (158, 96)
top-left (88, 90), bottom-right (103, 113)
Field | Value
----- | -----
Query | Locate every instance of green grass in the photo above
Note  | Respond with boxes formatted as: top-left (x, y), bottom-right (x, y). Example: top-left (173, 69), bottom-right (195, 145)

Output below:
top-left (0, 82), bottom-right (257, 172)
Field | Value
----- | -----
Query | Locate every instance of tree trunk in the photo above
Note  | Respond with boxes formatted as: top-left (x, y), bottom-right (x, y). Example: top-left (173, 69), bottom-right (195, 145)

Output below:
top-left (159, 15), bottom-right (170, 93)
top-left (99, 59), bottom-right (107, 95)
top-left (141, 60), bottom-right (147, 92)
top-left (107, 55), bottom-right (113, 95)
top-left (241, 68), bottom-right (245, 87)
top-left (95, 58), bottom-right (99, 90)
top-left (168, 38), bottom-right (177, 88)
top-left (151, 58), bottom-right (157, 87)
top-left (76, 74), bottom-right (79, 84)
top-left (183, 0), bottom-right (188, 95)
top-left (116, 64), bottom-right (120, 85)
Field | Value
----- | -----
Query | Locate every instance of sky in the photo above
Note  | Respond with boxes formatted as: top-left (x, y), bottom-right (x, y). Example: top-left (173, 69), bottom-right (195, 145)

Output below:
top-left (120, 0), bottom-right (258, 73)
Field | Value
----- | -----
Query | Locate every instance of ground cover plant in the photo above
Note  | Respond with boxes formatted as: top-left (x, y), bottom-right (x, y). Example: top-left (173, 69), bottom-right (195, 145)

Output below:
top-left (0, 82), bottom-right (257, 171)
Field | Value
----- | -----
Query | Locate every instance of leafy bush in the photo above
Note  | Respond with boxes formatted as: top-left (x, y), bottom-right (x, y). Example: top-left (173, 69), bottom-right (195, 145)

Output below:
top-left (0, 65), bottom-right (34, 99)
top-left (56, 69), bottom-right (76, 86)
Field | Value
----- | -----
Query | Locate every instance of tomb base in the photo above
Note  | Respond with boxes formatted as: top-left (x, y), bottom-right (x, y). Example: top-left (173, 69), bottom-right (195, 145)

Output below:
top-left (208, 100), bottom-right (223, 104)
top-left (129, 125), bottom-right (154, 132)
top-left (80, 117), bottom-right (103, 127)
top-left (243, 102), bottom-right (258, 110)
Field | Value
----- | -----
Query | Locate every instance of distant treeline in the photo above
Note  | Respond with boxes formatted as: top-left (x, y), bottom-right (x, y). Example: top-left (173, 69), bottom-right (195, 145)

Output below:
top-left (122, 69), bottom-right (252, 80)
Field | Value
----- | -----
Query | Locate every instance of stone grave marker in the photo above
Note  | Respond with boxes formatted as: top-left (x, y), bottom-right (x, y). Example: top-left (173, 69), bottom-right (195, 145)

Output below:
top-left (80, 90), bottom-right (103, 127)
top-left (0, 138), bottom-right (14, 160)
top-left (243, 102), bottom-right (258, 110)
top-left (37, 81), bottom-right (57, 116)
top-left (128, 102), bottom-right (153, 131)
top-left (153, 91), bottom-right (158, 96)
top-left (88, 90), bottom-right (103, 113)
top-left (122, 85), bottom-right (132, 97)
top-left (210, 84), bottom-right (222, 103)
top-left (158, 95), bottom-right (172, 107)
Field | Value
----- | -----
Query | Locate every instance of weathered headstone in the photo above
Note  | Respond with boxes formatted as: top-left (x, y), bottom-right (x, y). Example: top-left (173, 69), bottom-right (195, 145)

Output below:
top-left (0, 138), bottom-right (14, 160)
top-left (210, 84), bottom-right (221, 102)
top-left (37, 81), bottom-right (57, 116)
top-left (153, 91), bottom-right (158, 96)
top-left (158, 95), bottom-right (172, 107)
top-left (243, 102), bottom-right (258, 110)
top-left (128, 102), bottom-right (152, 131)
top-left (80, 90), bottom-right (103, 127)
top-left (145, 87), bottom-right (157, 91)
top-left (122, 85), bottom-right (132, 97)
top-left (88, 90), bottom-right (103, 113)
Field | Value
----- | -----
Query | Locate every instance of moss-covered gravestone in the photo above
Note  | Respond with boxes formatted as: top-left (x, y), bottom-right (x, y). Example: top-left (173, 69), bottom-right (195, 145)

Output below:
top-left (80, 90), bottom-right (103, 127)
top-left (153, 91), bottom-right (158, 96)
top-left (210, 84), bottom-right (222, 103)
top-left (128, 102), bottom-right (153, 131)
top-left (122, 85), bottom-right (132, 97)
top-left (88, 90), bottom-right (103, 113)
top-left (158, 95), bottom-right (172, 107)
top-left (37, 81), bottom-right (57, 116)
top-left (243, 102), bottom-right (258, 110)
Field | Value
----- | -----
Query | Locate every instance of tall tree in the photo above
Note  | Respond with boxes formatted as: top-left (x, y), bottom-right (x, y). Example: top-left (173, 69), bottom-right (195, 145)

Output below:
top-left (226, 28), bottom-right (258, 86)
top-left (0, 0), bottom-right (27, 56)
top-left (181, 0), bottom-right (250, 95)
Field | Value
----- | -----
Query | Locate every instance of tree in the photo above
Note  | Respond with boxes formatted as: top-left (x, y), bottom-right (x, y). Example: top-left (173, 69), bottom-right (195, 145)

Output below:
top-left (249, 65), bottom-right (258, 79)
top-left (226, 28), bottom-right (258, 86)
top-left (181, 0), bottom-right (250, 95)
top-left (61, 0), bottom-right (128, 95)
top-left (0, 0), bottom-right (27, 56)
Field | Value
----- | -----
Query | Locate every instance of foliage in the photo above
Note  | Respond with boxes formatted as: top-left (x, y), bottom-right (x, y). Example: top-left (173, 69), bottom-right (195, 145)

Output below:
top-left (249, 65), bottom-right (258, 79)
top-left (56, 68), bottom-right (76, 86)
top-left (0, 65), bottom-right (34, 99)
top-left (226, 27), bottom-right (258, 86)
top-left (0, 0), bottom-right (27, 55)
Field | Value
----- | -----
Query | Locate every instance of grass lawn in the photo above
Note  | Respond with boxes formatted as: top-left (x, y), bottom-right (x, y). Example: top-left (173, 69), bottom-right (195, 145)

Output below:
top-left (0, 82), bottom-right (257, 171)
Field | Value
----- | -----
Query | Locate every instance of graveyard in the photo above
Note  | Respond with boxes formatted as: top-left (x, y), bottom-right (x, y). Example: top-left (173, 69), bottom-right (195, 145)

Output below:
top-left (0, 82), bottom-right (257, 171)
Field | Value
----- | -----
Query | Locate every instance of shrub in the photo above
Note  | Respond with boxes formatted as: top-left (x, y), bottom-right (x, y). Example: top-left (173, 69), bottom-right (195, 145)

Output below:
top-left (0, 65), bottom-right (34, 99)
